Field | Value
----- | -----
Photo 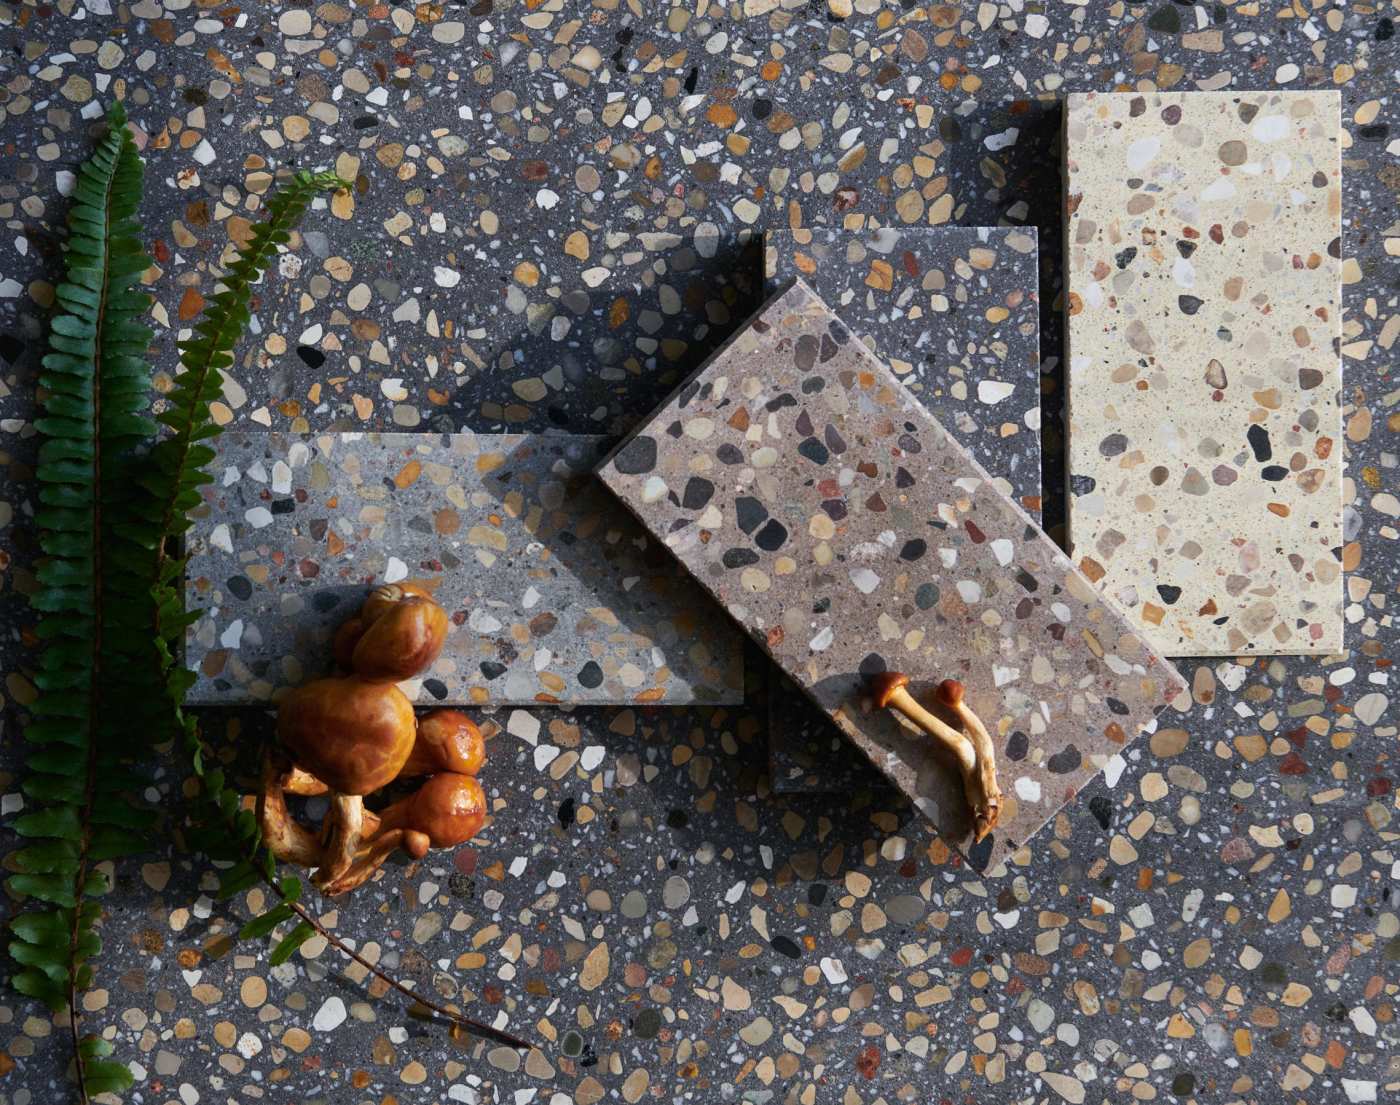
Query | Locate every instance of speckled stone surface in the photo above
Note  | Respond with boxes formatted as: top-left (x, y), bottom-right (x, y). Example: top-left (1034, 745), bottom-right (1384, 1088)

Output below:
top-left (600, 280), bottom-right (1187, 868)
top-left (186, 431), bottom-right (744, 706)
top-left (1066, 91), bottom-right (1344, 657)
top-left (764, 226), bottom-right (1044, 794)
top-left (3, 5), bottom-right (1399, 1105)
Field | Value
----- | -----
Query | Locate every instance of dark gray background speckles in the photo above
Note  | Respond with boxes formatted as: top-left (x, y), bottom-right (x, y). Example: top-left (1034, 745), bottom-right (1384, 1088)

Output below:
top-left (0, 4), bottom-right (1396, 1104)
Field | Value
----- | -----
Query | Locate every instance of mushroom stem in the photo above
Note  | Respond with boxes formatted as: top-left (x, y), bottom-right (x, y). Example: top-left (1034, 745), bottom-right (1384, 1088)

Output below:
top-left (869, 672), bottom-right (999, 843)
top-left (876, 683), bottom-right (978, 771)
top-left (283, 766), bottom-right (329, 796)
top-left (935, 680), bottom-right (1002, 841)
top-left (315, 792), bottom-right (366, 888)
top-left (318, 828), bottom-right (431, 897)
top-left (255, 750), bottom-right (323, 867)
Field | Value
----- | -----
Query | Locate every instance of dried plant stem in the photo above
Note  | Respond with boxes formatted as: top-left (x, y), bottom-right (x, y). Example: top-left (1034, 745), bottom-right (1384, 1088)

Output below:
top-left (275, 887), bottom-right (532, 1050)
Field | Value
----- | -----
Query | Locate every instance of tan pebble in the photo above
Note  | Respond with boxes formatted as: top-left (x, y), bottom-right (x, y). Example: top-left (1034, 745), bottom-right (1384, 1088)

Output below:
top-left (1150, 728), bottom-right (1189, 758)
top-left (282, 1027), bottom-right (311, 1053)
top-left (1182, 937), bottom-right (1212, 968)
top-left (214, 1021), bottom-right (237, 1048)
top-left (579, 942), bottom-right (610, 991)
top-left (240, 976), bottom-right (267, 1009)
top-left (721, 976), bottom-right (752, 1011)
top-left (564, 231), bottom-right (590, 260)
top-left (1108, 835), bottom-right (1138, 864)
top-left (282, 116), bottom-right (311, 142)
top-left (622, 1068), bottom-right (649, 1103)
top-left (400, 1061), bottom-right (428, 1084)
top-left (142, 862), bottom-right (171, 891)
top-left (576, 1076), bottom-right (606, 1105)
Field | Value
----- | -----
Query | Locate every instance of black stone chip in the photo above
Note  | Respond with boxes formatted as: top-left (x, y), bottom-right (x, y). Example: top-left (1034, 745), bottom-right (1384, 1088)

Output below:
top-left (681, 477), bottom-right (715, 510)
top-left (1046, 744), bottom-right (1082, 774)
top-left (1247, 424), bottom-right (1272, 462)
top-left (611, 435), bottom-right (657, 474)
top-left (754, 518), bottom-right (788, 551)
top-left (735, 496), bottom-right (768, 534)
top-left (797, 437), bottom-right (830, 465)
top-left (577, 661), bottom-right (604, 689)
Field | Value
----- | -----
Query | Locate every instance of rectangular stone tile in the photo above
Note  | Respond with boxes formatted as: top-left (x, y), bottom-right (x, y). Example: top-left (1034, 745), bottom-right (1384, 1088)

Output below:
top-left (1065, 91), bottom-right (1343, 656)
top-left (186, 432), bottom-right (744, 707)
top-left (598, 280), bottom-right (1185, 868)
top-left (764, 226), bottom-right (1043, 793)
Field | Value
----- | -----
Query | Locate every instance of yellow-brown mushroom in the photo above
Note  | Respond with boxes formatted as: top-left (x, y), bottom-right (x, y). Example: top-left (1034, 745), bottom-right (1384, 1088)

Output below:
top-left (868, 672), bottom-right (1001, 841)
top-left (262, 583), bottom-right (466, 890)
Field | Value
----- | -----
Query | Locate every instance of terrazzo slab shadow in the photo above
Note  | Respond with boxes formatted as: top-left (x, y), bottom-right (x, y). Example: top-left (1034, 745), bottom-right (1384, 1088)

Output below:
top-left (598, 280), bottom-right (1186, 868)
top-left (1065, 91), bottom-right (1343, 657)
top-left (764, 226), bottom-right (1043, 794)
top-left (186, 431), bottom-right (744, 707)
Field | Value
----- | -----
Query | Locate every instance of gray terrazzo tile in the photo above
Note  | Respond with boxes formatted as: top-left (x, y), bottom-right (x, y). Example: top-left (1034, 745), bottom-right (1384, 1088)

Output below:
top-left (186, 431), bottom-right (743, 706)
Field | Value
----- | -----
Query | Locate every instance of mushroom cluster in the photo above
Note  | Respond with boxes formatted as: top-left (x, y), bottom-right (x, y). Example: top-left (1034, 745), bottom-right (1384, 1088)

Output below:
top-left (257, 583), bottom-right (489, 895)
top-left (869, 672), bottom-right (1002, 841)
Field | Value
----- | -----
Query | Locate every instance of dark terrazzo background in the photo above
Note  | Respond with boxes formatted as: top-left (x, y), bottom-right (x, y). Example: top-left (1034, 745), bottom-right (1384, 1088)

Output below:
top-left (1, 3), bottom-right (1396, 1104)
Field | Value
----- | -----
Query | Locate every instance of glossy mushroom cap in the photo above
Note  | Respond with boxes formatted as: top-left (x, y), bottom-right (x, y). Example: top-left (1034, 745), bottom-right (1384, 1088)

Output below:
top-left (277, 677), bottom-right (416, 795)
top-left (378, 772), bottom-right (486, 849)
top-left (403, 710), bottom-right (485, 777)
top-left (934, 679), bottom-right (965, 707)
top-left (349, 584), bottom-right (449, 682)
top-left (331, 616), bottom-right (365, 671)
top-left (868, 671), bottom-right (911, 708)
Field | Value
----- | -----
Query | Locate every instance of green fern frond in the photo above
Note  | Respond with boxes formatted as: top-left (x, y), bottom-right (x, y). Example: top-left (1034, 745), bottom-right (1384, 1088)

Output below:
top-left (7, 100), bottom-right (155, 1100)
top-left (145, 169), bottom-right (348, 542)
top-left (145, 169), bottom-right (347, 971)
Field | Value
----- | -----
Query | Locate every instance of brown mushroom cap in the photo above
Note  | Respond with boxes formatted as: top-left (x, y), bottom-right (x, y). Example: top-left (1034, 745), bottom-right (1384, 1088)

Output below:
top-left (403, 710), bottom-right (485, 777)
top-left (331, 616), bottom-right (365, 671)
top-left (350, 589), bottom-right (449, 682)
top-left (378, 772), bottom-right (487, 848)
top-left (868, 670), bottom-right (911, 708)
top-left (277, 676), bottom-right (416, 795)
top-left (934, 679), bottom-right (965, 707)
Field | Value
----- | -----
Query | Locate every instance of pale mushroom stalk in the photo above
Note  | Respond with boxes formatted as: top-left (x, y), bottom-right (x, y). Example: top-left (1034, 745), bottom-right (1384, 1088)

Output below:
top-left (316, 792), bottom-right (367, 887)
top-left (935, 678), bottom-right (1002, 841)
top-left (319, 828), bottom-right (431, 897)
top-left (255, 751), bottom-right (324, 868)
top-left (869, 672), bottom-right (1000, 842)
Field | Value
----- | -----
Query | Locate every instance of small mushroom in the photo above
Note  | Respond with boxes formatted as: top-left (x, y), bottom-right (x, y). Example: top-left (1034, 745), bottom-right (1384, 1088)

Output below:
top-left (401, 709), bottom-right (485, 777)
top-left (934, 679), bottom-right (1002, 842)
top-left (262, 582), bottom-right (494, 897)
top-left (868, 672), bottom-right (1000, 842)
top-left (276, 585), bottom-right (449, 888)
top-left (346, 582), bottom-right (449, 681)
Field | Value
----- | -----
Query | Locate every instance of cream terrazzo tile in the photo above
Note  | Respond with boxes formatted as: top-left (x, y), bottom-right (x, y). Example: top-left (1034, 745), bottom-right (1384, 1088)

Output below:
top-left (1065, 91), bottom-right (1343, 657)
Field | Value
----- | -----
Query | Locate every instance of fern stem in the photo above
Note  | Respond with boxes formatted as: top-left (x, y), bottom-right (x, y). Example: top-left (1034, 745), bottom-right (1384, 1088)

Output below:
top-left (277, 895), bottom-right (533, 1051)
top-left (65, 106), bottom-right (123, 1105)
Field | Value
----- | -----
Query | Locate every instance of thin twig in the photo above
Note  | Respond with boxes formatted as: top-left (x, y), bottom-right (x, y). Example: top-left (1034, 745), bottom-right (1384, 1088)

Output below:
top-left (277, 895), bottom-right (533, 1050)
